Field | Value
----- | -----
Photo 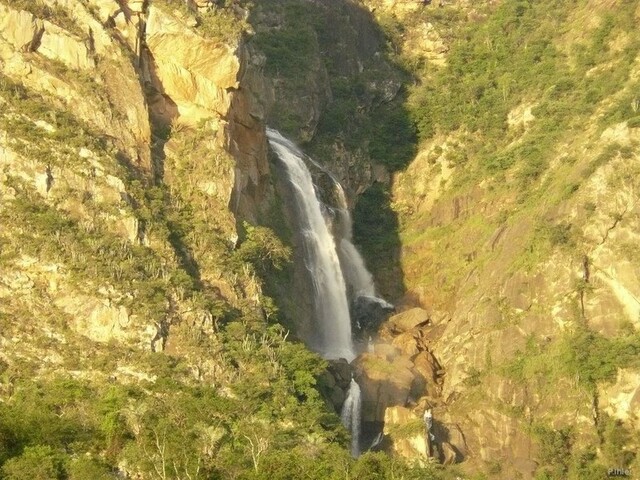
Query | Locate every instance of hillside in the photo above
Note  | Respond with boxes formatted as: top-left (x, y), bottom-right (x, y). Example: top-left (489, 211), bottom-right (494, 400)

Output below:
top-left (0, 0), bottom-right (639, 479)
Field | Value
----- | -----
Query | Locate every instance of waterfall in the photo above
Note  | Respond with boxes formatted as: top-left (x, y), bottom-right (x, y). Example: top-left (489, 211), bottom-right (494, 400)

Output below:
top-left (266, 128), bottom-right (388, 458)
top-left (333, 182), bottom-right (392, 313)
top-left (339, 239), bottom-right (375, 297)
top-left (266, 128), bottom-right (354, 361)
top-left (341, 379), bottom-right (362, 457)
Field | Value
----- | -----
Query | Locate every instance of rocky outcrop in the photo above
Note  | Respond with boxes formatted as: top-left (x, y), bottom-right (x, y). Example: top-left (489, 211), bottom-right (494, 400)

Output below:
top-left (145, 7), bottom-right (239, 125)
top-left (391, 23), bottom-right (640, 480)
top-left (383, 406), bottom-right (429, 462)
top-left (0, 0), bottom-right (152, 170)
top-left (352, 307), bottom-right (453, 460)
top-left (141, 5), bottom-right (270, 221)
top-left (0, 0), bottom-right (273, 360)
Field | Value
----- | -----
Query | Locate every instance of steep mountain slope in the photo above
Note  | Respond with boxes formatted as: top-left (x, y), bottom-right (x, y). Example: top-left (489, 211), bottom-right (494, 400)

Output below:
top-left (2, 0), bottom-right (640, 479)
top-left (377, 0), bottom-right (640, 478)
top-left (0, 1), bottom-right (442, 478)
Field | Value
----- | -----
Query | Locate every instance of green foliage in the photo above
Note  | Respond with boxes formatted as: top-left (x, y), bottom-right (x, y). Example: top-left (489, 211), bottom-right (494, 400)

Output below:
top-left (504, 327), bottom-right (640, 391)
top-left (532, 425), bottom-right (573, 479)
top-left (0, 74), bottom-right (107, 163)
top-left (353, 183), bottom-right (404, 299)
top-left (0, 0), bottom-right (82, 36)
top-left (1, 446), bottom-right (65, 480)
top-left (65, 457), bottom-right (115, 480)
top-left (462, 367), bottom-right (482, 387)
top-left (1, 336), bottom-right (446, 480)
top-left (559, 328), bottom-right (640, 389)
top-left (153, 0), bottom-right (247, 43)
top-left (567, 448), bottom-right (608, 480)
top-left (253, 16), bottom-right (318, 77)
top-left (250, 0), bottom-right (416, 171)
top-left (407, 0), bottom-right (640, 184)
top-left (599, 414), bottom-right (636, 468)
top-left (236, 223), bottom-right (292, 274)
top-left (368, 99), bottom-right (417, 170)
top-left (0, 185), bottom-right (174, 321)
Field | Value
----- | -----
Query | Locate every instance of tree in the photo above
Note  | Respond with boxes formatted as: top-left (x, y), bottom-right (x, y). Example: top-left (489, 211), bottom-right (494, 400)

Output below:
top-left (1, 445), bottom-right (65, 480)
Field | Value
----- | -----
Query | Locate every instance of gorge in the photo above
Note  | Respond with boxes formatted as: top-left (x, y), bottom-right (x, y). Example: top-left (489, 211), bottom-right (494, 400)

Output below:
top-left (267, 127), bottom-right (396, 458)
top-left (0, 0), bottom-right (639, 479)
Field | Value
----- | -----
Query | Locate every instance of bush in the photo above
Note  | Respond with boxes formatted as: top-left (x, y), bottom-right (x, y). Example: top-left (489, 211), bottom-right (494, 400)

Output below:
top-left (236, 223), bottom-right (292, 274)
top-left (1, 445), bottom-right (65, 480)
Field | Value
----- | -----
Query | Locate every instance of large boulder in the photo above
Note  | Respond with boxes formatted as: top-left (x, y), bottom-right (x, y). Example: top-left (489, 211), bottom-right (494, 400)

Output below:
top-left (350, 294), bottom-right (395, 338)
top-left (355, 353), bottom-right (417, 423)
top-left (383, 406), bottom-right (429, 463)
top-left (385, 307), bottom-right (431, 334)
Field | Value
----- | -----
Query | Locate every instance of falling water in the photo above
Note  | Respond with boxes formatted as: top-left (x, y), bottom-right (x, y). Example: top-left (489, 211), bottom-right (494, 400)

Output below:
top-left (266, 128), bottom-right (388, 457)
top-left (341, 379), bottom-right (362, 457)
top-left (339, 239), bottom-right (376, 297)
top-left (266, 128), bottom-right (354, 361)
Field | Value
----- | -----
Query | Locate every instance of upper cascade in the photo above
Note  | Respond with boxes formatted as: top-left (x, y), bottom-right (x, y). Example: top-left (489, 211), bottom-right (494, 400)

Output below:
top-left (266, 128), bottom-right (355, 361)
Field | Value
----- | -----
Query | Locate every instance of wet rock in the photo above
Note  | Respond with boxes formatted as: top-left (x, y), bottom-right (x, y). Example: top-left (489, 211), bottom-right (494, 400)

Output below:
top-left (373, 342), bottom-right (399, 360)
top-left (350, 294), bottom-right (395, 337)
top-left (328, 358), bottom-right (352, 389)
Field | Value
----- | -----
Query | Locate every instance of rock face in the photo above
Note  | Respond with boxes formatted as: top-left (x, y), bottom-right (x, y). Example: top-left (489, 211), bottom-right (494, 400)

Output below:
top-left (144, 7), bottom-right (240, 125)
top-left (387, 2), bottom-right (640, 477)
top-left (383, 406), bottom-right (429, 462)
top-left (352, 307), bottom-right (452, 456)
top-left (0, 0), bottom-right (270, 360)
top-left (142, 6), bottom-right (270, 220)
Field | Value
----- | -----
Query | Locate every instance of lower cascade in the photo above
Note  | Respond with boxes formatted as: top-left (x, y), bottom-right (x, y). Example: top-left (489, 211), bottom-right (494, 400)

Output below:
top-left (341, 379), bottom-right (362, 457)
top-left (267, 128), bottom-right (392, 457)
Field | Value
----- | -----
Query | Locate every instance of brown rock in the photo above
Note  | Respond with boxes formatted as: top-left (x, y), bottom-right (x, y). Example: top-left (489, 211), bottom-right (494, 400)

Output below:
top-left (392, 331), bottom-right (421, 356)
top-left (0, 5), bottom-right (43, 51)
top-left (441, 441), bottom-right (457, 465)
top-left (412, 350), bottom-right (441, 384)
top-left (356, 353), bottom-right (416, 423)
top-left (373, 342), bottom-right (399, 360)
top-left (388, 307), bottom-right (431, 333)
top-left (383, 406), bottom-right (429, 462)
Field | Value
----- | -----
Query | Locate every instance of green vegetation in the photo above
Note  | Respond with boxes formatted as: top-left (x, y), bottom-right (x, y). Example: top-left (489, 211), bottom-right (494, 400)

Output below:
top-left (532, 425), bottom-right (574, 479)
top-left (0, 0), bottom-right (83, 36)
top-left (153, 0), bottom-right (247, 44)
top-left (0, 74), bottom-right (107, 165)
top-left (531, 417), bottom-right (638, 480)
top-left (405, 0), bottom-right (640, 184)
top-left (353, 183), bottom-right (405, 299)
top-left (502, 328), bottom-right (640, 392)
top-left (0, 339), bottom-right (445, 478)
top-left (249, 0), bottom-right (416, 172)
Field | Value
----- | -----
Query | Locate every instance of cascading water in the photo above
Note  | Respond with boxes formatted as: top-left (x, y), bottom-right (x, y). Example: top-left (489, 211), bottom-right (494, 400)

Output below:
top-left (341, 379), bottom-right (362, 457)
top-left (330, 182), bottom-right (394, 311)
top-left (266, 128), bottom-right (354, 361)
top-left (266, 128), bottom-right (366, 457)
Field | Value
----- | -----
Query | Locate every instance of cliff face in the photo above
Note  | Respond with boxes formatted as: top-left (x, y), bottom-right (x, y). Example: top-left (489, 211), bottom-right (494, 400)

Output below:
top-left (2, 0), bottom-right (639, 478)
top-left (380, 0), bottom-right (640, 477)
top-left (257, 0), bottom-right (640, 476)
top-left (0, 0), bottom-right (270, 350)
top-left (0, 2), bottom-right (321, 477)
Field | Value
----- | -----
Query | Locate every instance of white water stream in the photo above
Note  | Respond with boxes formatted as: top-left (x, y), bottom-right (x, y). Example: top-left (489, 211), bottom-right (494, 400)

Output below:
top-left (266, 128), bottom-right (368, 456)
top-left (266, 129), bottom-right (355, 361)
top-left (341, 379), bottom-right (362, 457)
